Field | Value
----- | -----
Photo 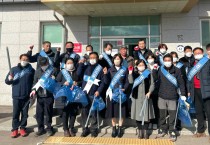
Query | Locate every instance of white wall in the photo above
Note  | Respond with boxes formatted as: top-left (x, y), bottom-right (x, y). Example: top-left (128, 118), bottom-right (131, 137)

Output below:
top-left (0, 3), bottom-right (88, 105)
top-left (161, 0), bottom-right (210, 57)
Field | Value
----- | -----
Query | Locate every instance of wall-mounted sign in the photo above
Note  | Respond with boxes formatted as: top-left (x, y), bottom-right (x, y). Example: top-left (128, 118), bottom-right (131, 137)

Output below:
top-left (74, 43), bottom-right (82, 53)
top-left (177, 45), bottom-right (184, 53)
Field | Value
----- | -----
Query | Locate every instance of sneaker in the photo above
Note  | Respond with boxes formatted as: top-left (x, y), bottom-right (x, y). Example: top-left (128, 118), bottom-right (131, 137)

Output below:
top-left (47, 130), bottom-right (54, 137)
top-left (169, 131), bottom-right (177, 142)
top-left (11, 130), bottom-right (19, 138)
top-left (19, 129), bottom-right (28, 137)
top-left (81, 128), bottom-right (90, 137)
top-left (156, 129), bottom-right (167, 138)
top-left (35, 130), bottom-right (46, 137)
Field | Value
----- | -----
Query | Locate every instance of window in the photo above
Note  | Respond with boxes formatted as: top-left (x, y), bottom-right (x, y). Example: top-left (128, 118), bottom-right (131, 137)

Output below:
top-left (201, 20), bottom-right (210, 48)
top-left (41, 22), bottom-right (63, 52)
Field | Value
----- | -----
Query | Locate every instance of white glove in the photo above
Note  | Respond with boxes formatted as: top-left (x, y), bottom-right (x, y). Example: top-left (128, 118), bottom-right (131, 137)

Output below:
top-left (99, 54), bottom-right (103, 60)
top-left (180, 96), bottom-right (186, 101)
top-left (30, 90), bottom-right (36, 98)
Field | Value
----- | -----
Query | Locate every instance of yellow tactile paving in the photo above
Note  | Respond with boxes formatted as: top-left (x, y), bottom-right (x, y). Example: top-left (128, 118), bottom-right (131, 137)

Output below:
top-left (44, 137), bottom-right (175, 145)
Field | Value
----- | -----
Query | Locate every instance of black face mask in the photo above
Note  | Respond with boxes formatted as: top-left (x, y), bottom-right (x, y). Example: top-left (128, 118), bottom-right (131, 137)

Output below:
top-left (66, 48), bottom-right (73, 53)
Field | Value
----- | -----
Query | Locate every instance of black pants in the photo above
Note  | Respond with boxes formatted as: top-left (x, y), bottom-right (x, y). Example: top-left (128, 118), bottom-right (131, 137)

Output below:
top-left (136, 121), bottom-right (149, 130)
top-left (194, 88), bottom-right (210, 134)
top-left (12, 98), bottom-right (29, 131)
top-left (159, 109), bottom-right (176, 132)
top-left (62, 103), bottom-right (78, 131)
top-left (81, 104), bottom-right (98, 132)
top-left (36, 97), bottom-right (54, 131)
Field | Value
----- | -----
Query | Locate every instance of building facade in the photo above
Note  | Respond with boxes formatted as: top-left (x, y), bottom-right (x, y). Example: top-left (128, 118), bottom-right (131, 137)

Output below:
top-left (0, 0), bottom-right (210, 105)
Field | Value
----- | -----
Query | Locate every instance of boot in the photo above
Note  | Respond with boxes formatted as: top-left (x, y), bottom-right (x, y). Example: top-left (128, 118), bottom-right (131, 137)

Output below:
top-left (144, 130), bottom-right (149, 139)
top-left (111, 126), bottom-right (117, 138)
top-left (117, 126), bottom-right (123, 138)
top-left (138, 129), bottom-right (144, 139)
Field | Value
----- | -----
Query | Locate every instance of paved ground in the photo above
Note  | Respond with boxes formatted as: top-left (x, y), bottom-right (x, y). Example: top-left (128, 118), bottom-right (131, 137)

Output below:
top-left (0, 105), bottom-right (209, 145)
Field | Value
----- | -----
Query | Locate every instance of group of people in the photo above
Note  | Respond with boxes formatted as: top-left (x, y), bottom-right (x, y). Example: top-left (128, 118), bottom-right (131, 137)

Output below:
top-left (5, 39), bottom-right (210, 143)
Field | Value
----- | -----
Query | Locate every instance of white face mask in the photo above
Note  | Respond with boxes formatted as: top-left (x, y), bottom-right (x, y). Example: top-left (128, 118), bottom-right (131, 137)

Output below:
top-left (164, 61), bottom-right (172, 68)
top-left (86, 51), bottom-right (92, 56)
top-left (105, 50), bottom-right (112, 55)
top-left (194, 54), bottom-right (203, 60)
top-left (147, 59), bottom-right (154, 64)
top-left (114, 59), bottom-right (121, 66)
top-left (173, 57), bottom-right (178, 63)
top-left (160, 49), bottom-right (166, 54)
top-left (89, 59), bottom-right (97, 65)
top-left (41, 65), bottom-right (49, 71)
top-left (66, 64), bottom-right (74, 71)
top-left (20, 61), bottom-right (29, 67)
top-left (138, 66), bottom-right (145, 72)
top-left (185, 52), bottom-right (192, 57)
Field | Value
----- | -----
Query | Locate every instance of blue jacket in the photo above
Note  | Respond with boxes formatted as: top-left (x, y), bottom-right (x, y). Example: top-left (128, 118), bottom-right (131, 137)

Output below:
top-left (5, 64), bottom-right (35, 99)
top-left (77, 63), bottom-right (105, 98)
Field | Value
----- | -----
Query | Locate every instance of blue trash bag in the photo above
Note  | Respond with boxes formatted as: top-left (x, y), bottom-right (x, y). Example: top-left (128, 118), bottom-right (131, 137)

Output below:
top-left (54, 86), bottom-right (73, 102)
top-left (186, 97), bottom-right (196, 114)
top-left (40, 78), bottom-right (62, 94)
top-left (112, 88), bottom-right (127, 104)
top-left (90, 96), bottom-right (106, 111)
top-left (71, 86), bottom-right (88, 107)
top-left (177, 98), bottom-right (193, 127)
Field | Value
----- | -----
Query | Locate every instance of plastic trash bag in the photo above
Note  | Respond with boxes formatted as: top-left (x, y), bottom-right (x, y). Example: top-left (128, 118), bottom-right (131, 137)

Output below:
top-left (71, 86), bottom-right (88, 107)
top-left (186, 97), bottom-right (196, 114)
top-left (112, 88), bottom-right (127, 104)
top-left (90, 96), bottom-right (106, 111)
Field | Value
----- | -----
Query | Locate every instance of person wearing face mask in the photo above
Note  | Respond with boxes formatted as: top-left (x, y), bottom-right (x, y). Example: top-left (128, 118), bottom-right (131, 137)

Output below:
top-left (56, 58), bottom-right (81, 137)
top-left (133, 39), bottom-right (153, 63)
top-left (27, 41), bottom-right (57, 69)
top-left (5, 54), bottom-right (35, 138)
top-left (77, 52), bottom-right (105, 138)
top-left (146, 54), bottom-right (159, 129)
top-left (103, 54), bottom-right (129, 138)
top-left (98, 43), bottom-right (113, 69)
top-left (83, 45), bottom-right (93, 64)
top-left (55, 41), bottom-right (81, 69)
top-left (156, 44), bottom-right (169, 66)
top-left (30, 57), bottom-right (58, 137)
top-left (188, 47), bottom-right (210, 141)
top-left (128, 59), bottom-right (155, 139)
top-left (156, 54), bottom-right (186, 142)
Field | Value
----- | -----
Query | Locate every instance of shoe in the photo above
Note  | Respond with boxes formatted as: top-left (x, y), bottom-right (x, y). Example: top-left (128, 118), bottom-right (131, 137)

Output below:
top-left (19, 129), bottom-right (28, 137)
top-left (81, 128), bottom-right (90, 137)
top-left (69, 129), bottom-right (76, 137)
top-left (193, 132), bottom-right (206, 138)
top-left (35, 130), bottom-right (46, 137)
top-left (117, 126), bottom-right (123, 138)
top-left (47, 130), bottom-right (54, 137)
top-left (11, 130), bottom-right (19, 138)
top-left (138, 129), bottom-right (144, 139)
top-left (156, 129), bottom-right (167, 138)
top-left (144, 130), bottom-right (149, 139)
top-left (91, 129), bottom-right (98, 138)
top-left (169, 131), bottom-right (177, 142)
top-left (64, 130), bottom-right (70, 137)
top-left (111, 126), bottom-right (117, 138)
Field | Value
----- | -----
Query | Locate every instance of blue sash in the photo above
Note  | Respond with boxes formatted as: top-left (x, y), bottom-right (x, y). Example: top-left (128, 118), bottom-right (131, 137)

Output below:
top-left (61, 69), bottom-right (73, 86)
top-left (106, 66), bottom-right (126, 99)
top-left (102, 52), bottom-right (113, 67)
top-left (39, 50), bottom-right (53, 66)
top-left (83, 64), bottom-right (102, 93)
top-left (187, 55), bottom-right (209, 81)
top-left (159, 55), bottom-right (164, 66)
top-left (176, 62), bottom-right (184, 69)
top-left (132, 69), bottom-right (151, 90)
top-left (122, 59), bottom-right (128, 68)
top-left (70, 53), bottom-right (76, 59)
top-left (138, 52), bottom-right (148, 64)
top-left (13, 65), bottom-right (33, 81)
top-left (160, 66), bottom-right (178, 87)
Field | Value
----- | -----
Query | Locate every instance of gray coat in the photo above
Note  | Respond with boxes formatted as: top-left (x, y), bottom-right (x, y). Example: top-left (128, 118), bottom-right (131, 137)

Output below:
top-left (128, 71), bottom-right (155, 122)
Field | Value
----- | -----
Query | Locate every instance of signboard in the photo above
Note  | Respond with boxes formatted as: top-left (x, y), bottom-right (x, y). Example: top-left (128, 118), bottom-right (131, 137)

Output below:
top-left (177, 45), bottom-right (184, 53)
top-left (74, 43), bottom-right (82, 53)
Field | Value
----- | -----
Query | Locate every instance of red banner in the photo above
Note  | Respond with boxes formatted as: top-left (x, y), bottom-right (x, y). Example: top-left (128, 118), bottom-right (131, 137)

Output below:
top-left (73, 43), bottom-right (82, 53)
